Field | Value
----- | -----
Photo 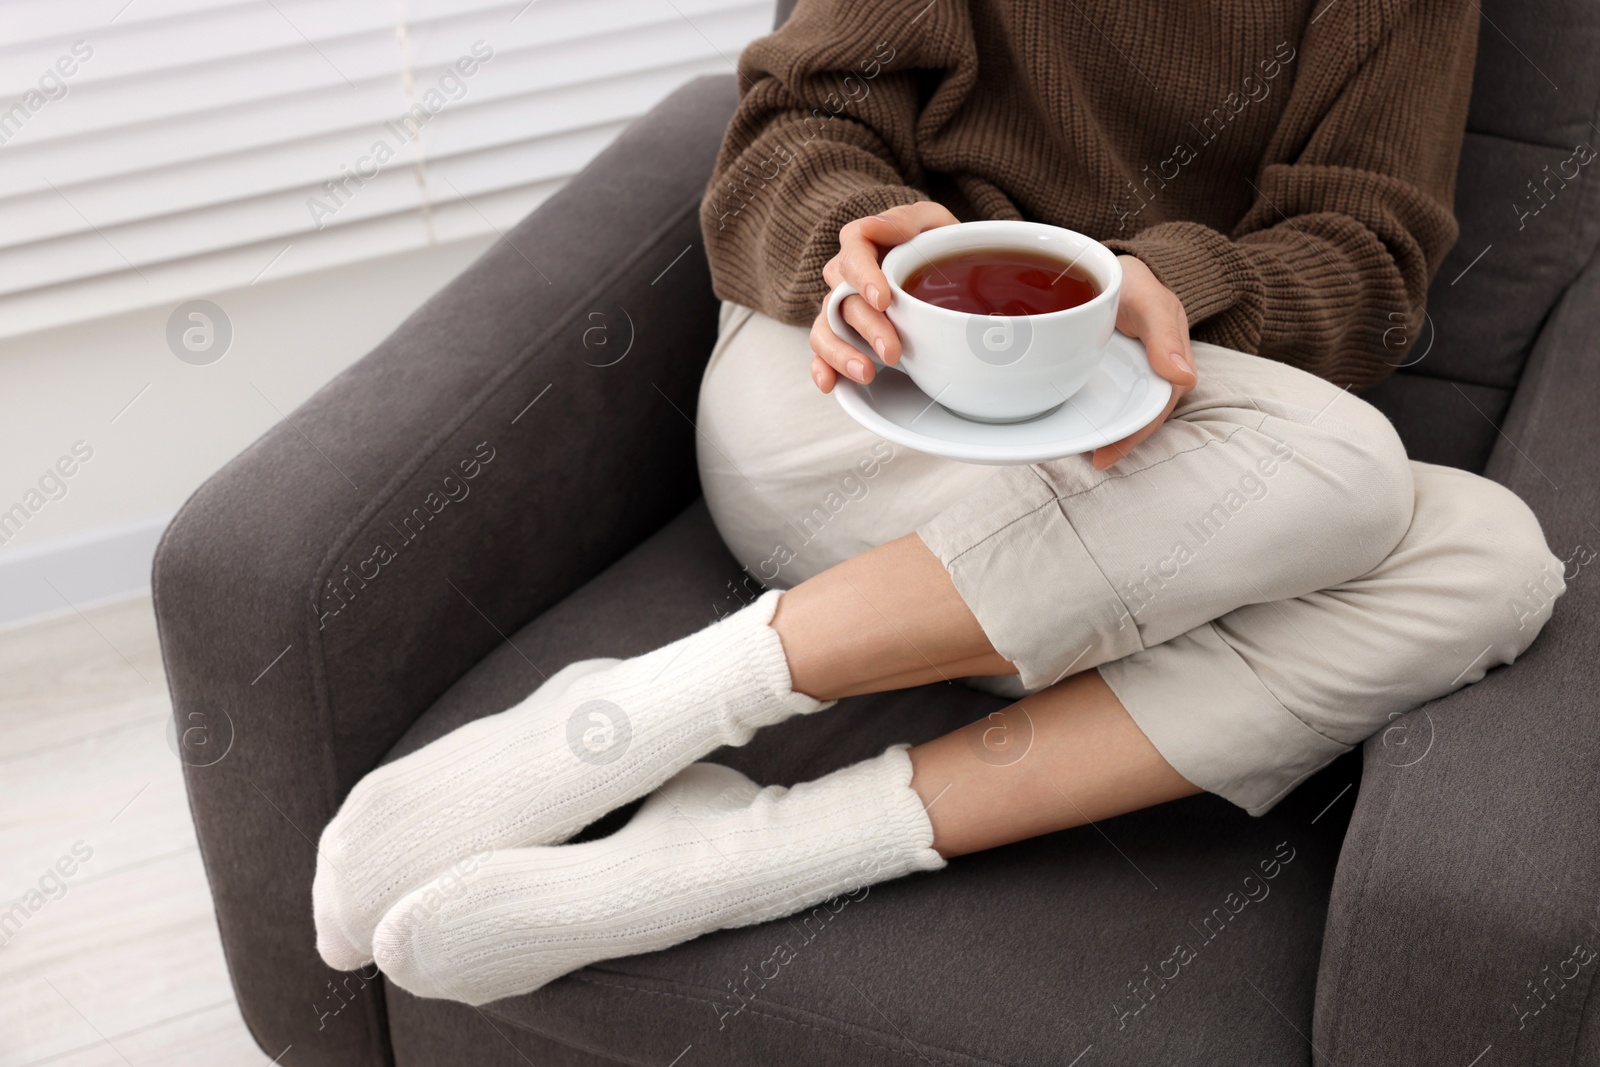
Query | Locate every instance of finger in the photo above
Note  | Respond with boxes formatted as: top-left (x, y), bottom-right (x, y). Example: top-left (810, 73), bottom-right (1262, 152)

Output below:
top-left (811, 354), bottom-right (837, 393)
top-left (810, 315), bottom-right (876, 384)
top-left (1091, 389), bottom-right (1182, 471)
top-left (840, 293), bottom-right (901, 364)
top-left (1120, 307), bottom-right (1196, 388)
top-left (852, 202), bottom-right (960, 250)
top-left (823, 255), bottom-right (844, 290)
top-left (836, 219), bottom-right (894, 312)
top-left (1116, 271), bottom-right (1197, 390)
top-left (837, 203), bottom-right (960, 311)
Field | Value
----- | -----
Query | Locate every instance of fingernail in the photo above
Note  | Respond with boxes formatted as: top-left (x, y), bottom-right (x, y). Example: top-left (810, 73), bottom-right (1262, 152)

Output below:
top-left (847, 359), bottom-right (866, 381)
top-left (812, 366), bottom-right (824, 389)
top-left (865, 284), bottom-right (882, 310)
top-left (873, 337), bottom-right (887, 359)
top-left (1173, 351), bottom-right (1193, 375)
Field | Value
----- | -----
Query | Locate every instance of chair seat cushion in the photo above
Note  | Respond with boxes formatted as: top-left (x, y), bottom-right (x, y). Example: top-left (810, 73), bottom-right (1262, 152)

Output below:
top-left (1362, 371), bottom-right (1511, 472)
top-left (381, 501), bottom-right (1357, 1067)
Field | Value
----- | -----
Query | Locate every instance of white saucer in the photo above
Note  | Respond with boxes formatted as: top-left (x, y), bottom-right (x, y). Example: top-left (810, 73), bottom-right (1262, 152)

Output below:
top-left (833, 331), bottom-right (1172, 465)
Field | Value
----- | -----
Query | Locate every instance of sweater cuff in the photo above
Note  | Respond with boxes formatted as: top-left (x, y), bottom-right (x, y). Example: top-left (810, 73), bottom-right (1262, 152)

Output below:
top-left (1103, 222), bottom-right (1265, 351)
top-left (706, 173), bottom-right (924, 326)
top-left (766, 178), bottom-right (927, 323)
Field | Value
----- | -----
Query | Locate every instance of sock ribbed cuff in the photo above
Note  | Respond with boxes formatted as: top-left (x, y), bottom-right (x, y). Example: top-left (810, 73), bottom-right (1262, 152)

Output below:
top-left (816, 744), bottom-right (946, 880)
top-left (723, 589), bottom-right (835, 732)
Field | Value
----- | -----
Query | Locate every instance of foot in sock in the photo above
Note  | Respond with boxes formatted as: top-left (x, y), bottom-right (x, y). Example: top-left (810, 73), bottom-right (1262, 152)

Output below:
top-left (313, 591), bottom-right (831, 971)
top-left (372, 746), bottom-right (945, 1005)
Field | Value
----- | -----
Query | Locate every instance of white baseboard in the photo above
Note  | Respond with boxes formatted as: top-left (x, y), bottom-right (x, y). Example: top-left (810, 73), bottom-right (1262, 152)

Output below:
top-left (0, 514), bottom-right (174, 630)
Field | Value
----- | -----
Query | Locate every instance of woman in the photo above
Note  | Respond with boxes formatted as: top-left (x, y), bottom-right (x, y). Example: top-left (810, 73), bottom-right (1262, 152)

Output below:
top-left (312, 0), bottom-right (1563, 1005)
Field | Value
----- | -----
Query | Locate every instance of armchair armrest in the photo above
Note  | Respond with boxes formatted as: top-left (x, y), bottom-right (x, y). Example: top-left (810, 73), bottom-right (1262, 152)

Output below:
top-left (151, 74), bottom-right (738, 1067)
top-left (1312, 249), bottom-right (1600, 1065)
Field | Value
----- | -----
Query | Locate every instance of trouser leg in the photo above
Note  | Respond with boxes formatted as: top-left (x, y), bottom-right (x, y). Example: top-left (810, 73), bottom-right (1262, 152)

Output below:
top-left (1097, 462), bottom-right (1563, 813)
top-left (694, 305), bottom-right (1563, 816)
top-left (916, 343), bottom-right (1416, 690)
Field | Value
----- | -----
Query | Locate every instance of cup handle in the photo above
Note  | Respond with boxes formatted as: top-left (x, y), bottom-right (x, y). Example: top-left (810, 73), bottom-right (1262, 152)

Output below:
top-left (824, 281), bottom-right (890, 369)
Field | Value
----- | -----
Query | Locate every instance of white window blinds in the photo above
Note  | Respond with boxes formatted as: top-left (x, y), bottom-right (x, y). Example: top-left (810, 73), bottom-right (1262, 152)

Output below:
top-left (0, 0), bottom-right (770, 340)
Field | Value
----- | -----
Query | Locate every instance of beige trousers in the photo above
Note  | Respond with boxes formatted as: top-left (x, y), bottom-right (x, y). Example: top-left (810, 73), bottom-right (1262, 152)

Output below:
top-left (696, 303), bottom-right (1564, 814)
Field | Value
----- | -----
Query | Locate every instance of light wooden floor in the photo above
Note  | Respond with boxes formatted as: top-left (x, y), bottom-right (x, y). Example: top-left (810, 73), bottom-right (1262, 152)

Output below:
top-left (0, 595), bottom-right (275, 1067)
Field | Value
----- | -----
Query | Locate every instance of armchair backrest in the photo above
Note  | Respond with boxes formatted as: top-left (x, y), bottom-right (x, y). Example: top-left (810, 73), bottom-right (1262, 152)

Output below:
top-left (1415, 0), bottom-right (1600, 392)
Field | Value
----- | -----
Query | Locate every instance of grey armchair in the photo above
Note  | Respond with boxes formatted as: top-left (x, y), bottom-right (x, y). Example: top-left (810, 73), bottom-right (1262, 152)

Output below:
top-left (153, 1), bottom-right (1600, 1063)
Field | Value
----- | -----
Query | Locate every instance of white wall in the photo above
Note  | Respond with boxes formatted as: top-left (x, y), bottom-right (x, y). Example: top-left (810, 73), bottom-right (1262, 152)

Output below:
top-left (0, 235), bottom-right (493, 626)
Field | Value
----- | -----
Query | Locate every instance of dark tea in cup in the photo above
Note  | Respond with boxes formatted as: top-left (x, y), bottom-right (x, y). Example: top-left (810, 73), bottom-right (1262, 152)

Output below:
top-left (902, 247), bottom-right (1100, 315)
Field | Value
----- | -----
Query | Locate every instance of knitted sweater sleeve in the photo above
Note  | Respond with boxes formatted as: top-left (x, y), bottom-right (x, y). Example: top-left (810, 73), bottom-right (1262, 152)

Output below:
top-left (1103, 0), bottom-right (1479, 388)
top-left (699, 0), bottom-right (974, 325)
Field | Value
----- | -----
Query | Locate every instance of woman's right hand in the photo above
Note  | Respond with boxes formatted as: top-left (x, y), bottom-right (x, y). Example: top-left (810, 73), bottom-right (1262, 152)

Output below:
top-left (808, 201), bottom-right (959, 392)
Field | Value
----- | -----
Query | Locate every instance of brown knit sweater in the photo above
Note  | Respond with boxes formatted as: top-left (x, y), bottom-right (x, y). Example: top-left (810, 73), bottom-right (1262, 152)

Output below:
top-left (700, 0), bottom-right (1478, 388)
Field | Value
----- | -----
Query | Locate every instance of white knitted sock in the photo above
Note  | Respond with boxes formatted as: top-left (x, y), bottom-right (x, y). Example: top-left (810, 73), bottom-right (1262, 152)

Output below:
top-left (372, 745), bottom-right (945, 1005)
top-left (314, 590), bottom-right (830, 970)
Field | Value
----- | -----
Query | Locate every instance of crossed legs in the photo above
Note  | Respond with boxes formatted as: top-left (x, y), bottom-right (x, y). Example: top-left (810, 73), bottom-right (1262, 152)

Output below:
top-left (770, 532), bottom-right (1201, 857)
top-left (318, 536), bottom-right (1199, 1005)
top-left (326, 455), bottom-right (1557, 1006)
top-left (311, 313), bottom-right (1563, 1005)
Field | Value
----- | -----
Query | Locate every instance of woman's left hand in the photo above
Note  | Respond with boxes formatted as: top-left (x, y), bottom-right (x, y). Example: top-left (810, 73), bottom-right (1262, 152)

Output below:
top-left (1091, 255), bottom-right (1199, 471)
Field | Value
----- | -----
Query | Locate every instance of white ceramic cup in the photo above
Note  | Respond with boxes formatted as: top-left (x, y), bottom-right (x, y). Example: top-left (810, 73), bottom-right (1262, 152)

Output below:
top-left (825, 220), bottom-right (1123, 423)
